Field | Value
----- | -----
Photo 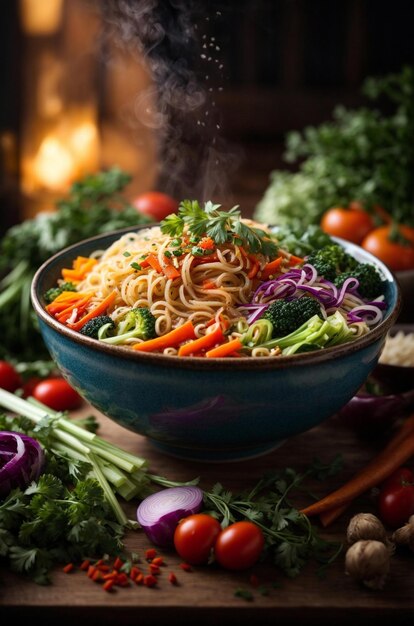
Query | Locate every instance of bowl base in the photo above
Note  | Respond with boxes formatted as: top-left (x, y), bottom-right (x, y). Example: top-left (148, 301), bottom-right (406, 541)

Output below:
top-left (148, 438), bottom-right (286, 463)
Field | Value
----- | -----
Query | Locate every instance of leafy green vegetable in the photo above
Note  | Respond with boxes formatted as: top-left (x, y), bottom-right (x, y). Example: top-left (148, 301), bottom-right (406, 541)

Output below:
top-left (0, 168), bottom-right (151, 362)
top-left (101, 307), bottom-right (157, 345)
top-left (255, 66), bottom-right (414, 229)
top-left (204, 458), bottom-right (343, 578)
top-left (161, 200), bottom-right (278, 256)
top-left (263, 297), bottom-right (322, 337)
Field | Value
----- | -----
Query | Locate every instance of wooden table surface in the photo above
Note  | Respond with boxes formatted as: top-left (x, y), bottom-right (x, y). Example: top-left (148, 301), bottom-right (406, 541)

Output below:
top-left (1, 405), bottom-right (413, 626)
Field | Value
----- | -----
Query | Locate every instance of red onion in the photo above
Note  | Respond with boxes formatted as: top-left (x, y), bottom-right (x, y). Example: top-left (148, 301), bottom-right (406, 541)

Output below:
top-left (0, 431), bottom-right (45, 497)
top-left (136, 486), bottom-right (204, 546)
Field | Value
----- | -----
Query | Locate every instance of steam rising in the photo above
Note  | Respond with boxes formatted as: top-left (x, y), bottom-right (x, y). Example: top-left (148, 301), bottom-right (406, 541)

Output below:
top-left (101, 0), bottom-right (239, 201)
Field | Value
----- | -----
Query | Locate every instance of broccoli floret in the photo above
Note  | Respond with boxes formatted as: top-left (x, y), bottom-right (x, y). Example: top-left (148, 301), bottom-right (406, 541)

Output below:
top-left (263, 297), bottom-right (322, 337)
top-left (306, 244), bottom-right (358, 281)
top-left (334, 263), bottom-right (384, 300)
top-left (102, 307), bottom-right (157, 344)
top-left (44, 282), bottom-right (77, 304)
top-left (80, 315), bottom-right (115, 339)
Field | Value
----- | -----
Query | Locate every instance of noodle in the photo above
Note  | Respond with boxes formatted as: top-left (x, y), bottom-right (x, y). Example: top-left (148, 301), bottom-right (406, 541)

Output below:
top-left (46, 219), bottom-right (387, 358)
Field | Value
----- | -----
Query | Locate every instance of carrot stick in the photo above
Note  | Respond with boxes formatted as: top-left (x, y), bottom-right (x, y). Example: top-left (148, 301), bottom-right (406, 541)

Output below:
top-left (260, 257), bottom-right (283, 280)
top-left (206, 338), bottom-right (243, 358)
top-left (55, 295), bottom-right (93, 322)
top-left (288, 254), bottom-right (305, 267)
top-left (247, 256), bottom-right (260, 279)
top-left (145, 254), bottom-right (163, 274)
top-left (68, 291), bottom-right (117, 331)
top-left (133, 320), bottom-right (196, 353)
top-left (178, 325), bottom-right (225, 357)
top-left (202, 279), bottom-right (217, 290)
top-left (161, 260), bottom-right (181, 280)
top-left (319, 415), bottom-right (414, 526)
top-left (301, 415), bottom-right (414, 519)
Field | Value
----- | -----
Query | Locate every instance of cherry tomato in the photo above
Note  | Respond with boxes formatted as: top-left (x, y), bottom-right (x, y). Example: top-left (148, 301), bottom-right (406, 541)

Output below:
top-left (214, 521), bottom-right (265, 571)
top-left (21, 376), bottom-right (42, 398)
top-left (0, 361), bottom-right (22, 392)
top-left (380, 467), bottom-right (414, 492)
top-left (32, 377), bottom-right (83, 411)
top-left (174, 513), bottom-right (222, 565)
top-left (320, 205), bottom-right (375, 244)
top-left (361, 225), bottom-right (414, 272)
top-left (132, 191), bottom-right (179, 222)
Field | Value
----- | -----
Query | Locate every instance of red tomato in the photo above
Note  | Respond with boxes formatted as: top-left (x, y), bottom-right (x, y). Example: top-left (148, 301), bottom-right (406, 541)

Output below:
top-left (214, 521), bottom-right (264, 571)
top-left (378, 468), bottom-right (414, 528)
top-left (32, 378), bottom-right (83, 411)
top-left (132, 191), bottom-right (179, 222)
top-left (380, 467), bottom-right (414, 492)
top-left (320, 206), bottom-right (375, 244)
top-left (0, 361), bottom-right (22, 392)
top-left (21, 376), bottom-right (42, 398)
top-left (361, 225), bottom-right (414, 272)
top-left (174, 514), bottom-right (222, 565)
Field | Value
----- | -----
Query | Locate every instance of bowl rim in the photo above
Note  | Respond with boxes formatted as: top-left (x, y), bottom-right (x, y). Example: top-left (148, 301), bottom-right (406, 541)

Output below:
top-left (31, 224), bottom-right (402, 372)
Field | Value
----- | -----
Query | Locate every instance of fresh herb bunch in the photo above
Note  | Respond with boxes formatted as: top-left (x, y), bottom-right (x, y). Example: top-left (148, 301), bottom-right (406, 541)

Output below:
top-left (0, 168), bottom-right (151, 362)
top-left (255, 66), bottom-right (414, 229)
top-left (0, 412), bottom-right (125, 584)
top-left (161, 200), bottom-right (278, 256)
top-left (204, 456), bottom-right (344, 578)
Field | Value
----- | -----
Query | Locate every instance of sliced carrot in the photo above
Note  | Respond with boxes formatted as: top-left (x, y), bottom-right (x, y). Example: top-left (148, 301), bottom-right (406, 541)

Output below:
top-left (288, 254), bottom-right (305, 267)
top-left (55, 294), bottom-right (93, 322)
top-left (206, 338), bottom-right (244, 358)
top-left (247, 256), bottom-right (260, 279)
top-left (318, 415), bottom-right (414, 526)
top-left (161, 259), bottom-right (181, 280)
top-left (300, 415), bottom-right (414, 519)
top-left (61, 257), bottom-right (98, 282)
top-left (206, 314), bottom-right (230, 332)
top-left (260, 256), bottom-right (283, 280)
top-left (199, 237), bottom-right (215, 250)
top-left (145, 253), bottom-right (163, 273)
top-left (46, 292), bottom-right (92, 315)
top-left (133, 320), bottom-right (196, 353)
top-left (178, 325), bottom-right (225, 357)
top-left (202, 279), bottom-right (217, 290)
top-left (68, 290), bottom-right (117, 331)
top-left (192, 252), bottom-right (219, 265)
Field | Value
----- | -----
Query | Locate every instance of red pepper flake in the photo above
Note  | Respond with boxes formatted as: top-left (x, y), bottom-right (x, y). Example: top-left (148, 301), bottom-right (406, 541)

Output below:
top-left (149, 564), bottom-right (161, 575)
top-left (144, 574), bottom-right (157, 588)
top-left (135, 573), bottom-right (144, 585)
top-left (97, 563), bottom-right (110, 572)
top-left (92, 570), bottom-right (103, 582)
top-left (113, 556), bottom-right (124, 570)
top-left (63, 563), bottom-right (74, 574)
top-left (168, 572), bottom-right (178, 585)
top-left (151, 556), bottom-right (164, 566)
top-left (80, 559), bottom-right (90, 571)
top-left (179, 562), bottom-right (192, 572)
top-left (145, 548), bottom-right (157, 560)
top-left (115, 572), bottom-right (130, 587)
top-left (103, 579), bottom-right (116, 593)
top-left (249, 574), bottom-right (260, 588)
top-left (130, 566), bottom-right (141, 581)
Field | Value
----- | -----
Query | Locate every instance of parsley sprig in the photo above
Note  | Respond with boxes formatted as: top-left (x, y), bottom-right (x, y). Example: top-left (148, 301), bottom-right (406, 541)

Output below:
top-left (161, 200), bottom-right (278, 256)
top-left (204, 458), bottom-right (344, 578)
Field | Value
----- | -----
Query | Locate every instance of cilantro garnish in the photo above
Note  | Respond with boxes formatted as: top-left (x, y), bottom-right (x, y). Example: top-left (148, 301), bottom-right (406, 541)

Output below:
top-left (161, 200), bottom-right (278, 256)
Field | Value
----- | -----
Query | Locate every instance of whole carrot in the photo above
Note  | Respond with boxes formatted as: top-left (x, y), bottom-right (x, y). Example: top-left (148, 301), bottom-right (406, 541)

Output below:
top-left (301, 415), bottom-right (414, 519)
top-left (319, 415), bottom-right (414, 526)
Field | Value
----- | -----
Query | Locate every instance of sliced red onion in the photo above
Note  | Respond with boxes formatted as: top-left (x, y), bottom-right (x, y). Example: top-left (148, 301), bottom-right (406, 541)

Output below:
top-left (136, 486), bottom-right (204, 547)
top-left (0, 432), bottom-right (45, 497)
top-left (348, 304), bottom-right (384, 326)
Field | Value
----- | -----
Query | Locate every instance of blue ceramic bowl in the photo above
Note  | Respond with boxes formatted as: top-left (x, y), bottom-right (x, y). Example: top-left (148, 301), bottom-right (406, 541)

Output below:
top-left (31, 227), bottom-right (401, 461)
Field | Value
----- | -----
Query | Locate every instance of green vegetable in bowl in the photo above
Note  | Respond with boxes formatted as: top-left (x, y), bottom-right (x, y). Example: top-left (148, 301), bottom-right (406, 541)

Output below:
top-left (80, 315), bottom-right (116, 340)
top-left (263, 297), bottom-right (322, 337)
top-left (306, 244), bottom-right (358, 282)
top-left (334, 264), bottom-right (385, 300)
top-left (43, 282), bottom-right (77, 304)
top-left (101, 307), bottom-right (157, 345)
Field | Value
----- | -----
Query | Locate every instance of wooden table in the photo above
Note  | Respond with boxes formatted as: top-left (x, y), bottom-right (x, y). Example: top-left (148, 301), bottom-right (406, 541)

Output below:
top-left (1, 406), bottom-right (413, 626)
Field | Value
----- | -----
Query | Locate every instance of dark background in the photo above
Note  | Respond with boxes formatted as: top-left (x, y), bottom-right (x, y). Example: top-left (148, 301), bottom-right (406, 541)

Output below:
top-left (1, 0), bottom-right (414, 233)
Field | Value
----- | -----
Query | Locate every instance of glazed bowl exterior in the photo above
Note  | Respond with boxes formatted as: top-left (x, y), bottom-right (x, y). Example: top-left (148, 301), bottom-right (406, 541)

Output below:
top-left (31, 226), bottom-right (401, 461)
